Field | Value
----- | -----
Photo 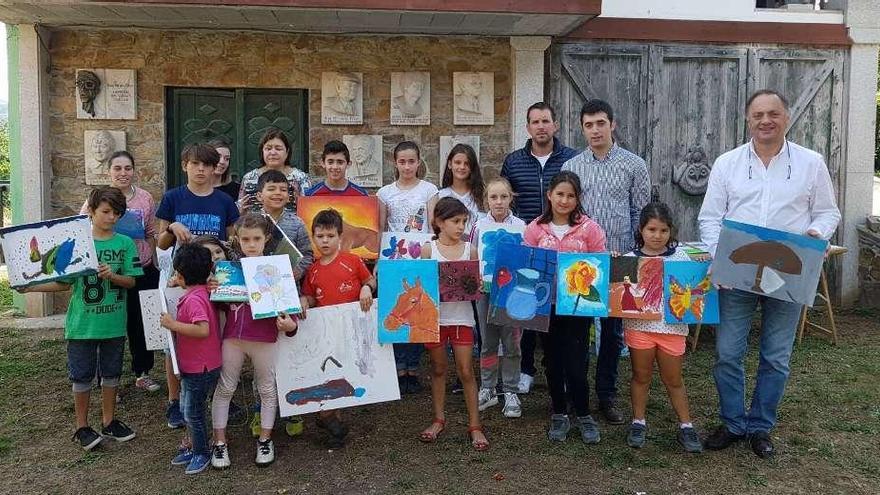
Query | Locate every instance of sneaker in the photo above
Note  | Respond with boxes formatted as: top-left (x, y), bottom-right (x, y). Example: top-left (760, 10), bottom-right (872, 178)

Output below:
top-left (171, 447), bottom-right (194, 466)
top-left (101, 419), bottom-right (136, 442)
top-left (518, 373), bottom-right (534, 394)
top-left (166, 400), bottom-right (185, 429)
top-left (548, 414), bottom-right (570, 442)
top-left (451, 379), bottom-right (464, 394)
top-left (678, 426), bottom-right (704, 453)
top-left (211, 443), bottom-right (230, 469)
top-left (478, 388), bottom-right (498, 411)
top-left (627, 423), bottom-right (647, 449)
top-left (185, 453), bottom-right (211, 475)
top-left (250, 412), bottom-right (262, 438)
top-left (502, 392), bottom-right (522, 418)
top-left (285, 416), bottom-right (304, 437)
top-left (577, 415), bottom-right (601, 444)
top-left (255, 439), bottom-right (275, 466)
top-left (135, 375), bottom-right (161, 393)
top-left (72, 426), bottom-right (102, 451)
top-left (598, 401), bottom-right (625, 425)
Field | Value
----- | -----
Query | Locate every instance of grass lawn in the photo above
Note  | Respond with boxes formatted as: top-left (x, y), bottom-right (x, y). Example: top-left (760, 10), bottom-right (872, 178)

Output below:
top-left (0, 310), bottom-right (878, 494)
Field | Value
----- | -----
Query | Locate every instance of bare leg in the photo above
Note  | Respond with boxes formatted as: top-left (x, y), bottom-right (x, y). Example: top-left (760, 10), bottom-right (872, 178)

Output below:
top-left (422, 346), bottom-right (448, 437)
top-left (629, 347), bottom-right (656, 421)
top-left (452, 344), bottom-right (487, 446)
top-left (657, 350), bottom-right (691, 423)
top-left (74, 391), bottom-right (90, 429)
top-left (101, 386), bottom-right (117, 427)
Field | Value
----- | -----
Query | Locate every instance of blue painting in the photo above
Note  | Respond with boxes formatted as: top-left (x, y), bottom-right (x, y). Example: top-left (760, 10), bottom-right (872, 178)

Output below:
top-left (711, 220), bottom-right (828, 306)
top-left (115, 209), bottom-right (145, 240)
top-left (377, 259), bottom-right (440, 343)
top-left (478, 223), bottom-right (525, 290)
top-left (488, 244), bottom-right (556, 332)
top-left (210, 261), bottom-right (249, 302)
top-left (663, 260), bottom-right (719, 324)
top-left (555, 252), bottom-right (610, 317)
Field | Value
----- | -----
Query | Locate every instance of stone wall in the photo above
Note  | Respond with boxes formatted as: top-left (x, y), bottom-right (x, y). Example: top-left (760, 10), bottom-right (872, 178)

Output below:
top-left (46, 29), bottom-right (512, 217)
top-left (858, 216), bottom-right (880, 306)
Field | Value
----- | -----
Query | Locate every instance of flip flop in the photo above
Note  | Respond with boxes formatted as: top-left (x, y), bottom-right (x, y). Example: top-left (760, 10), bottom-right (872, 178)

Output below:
top-left (418, 418), bottom-right (446, 443)
top-left (467, 425), bottom-right (489, 452)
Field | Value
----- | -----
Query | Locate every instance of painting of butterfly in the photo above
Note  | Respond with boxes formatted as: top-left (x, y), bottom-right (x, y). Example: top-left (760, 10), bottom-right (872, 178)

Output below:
top-left (379, 232), bottom-right (432, 260)
top-left (0, 215), bottom-right (99, 289)
top-left (663, 260), bottom-right (719, 325)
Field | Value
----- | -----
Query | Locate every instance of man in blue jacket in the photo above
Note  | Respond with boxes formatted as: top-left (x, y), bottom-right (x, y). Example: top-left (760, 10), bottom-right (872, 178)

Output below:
top-left (501, 101), bottom-right (578, 394)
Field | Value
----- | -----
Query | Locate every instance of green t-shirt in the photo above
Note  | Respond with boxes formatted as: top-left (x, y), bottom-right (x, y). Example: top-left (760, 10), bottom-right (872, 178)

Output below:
top-left (65, 233), bottom-right (144, 340)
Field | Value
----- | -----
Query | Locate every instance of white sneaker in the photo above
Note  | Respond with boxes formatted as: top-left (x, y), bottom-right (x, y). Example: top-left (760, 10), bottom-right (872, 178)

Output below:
top-left (211, 443), bottom-right (230, 469)
top-left (478, 388), bottom-right (498, 411)
top-left (502, 392), bottom-right (522, 418)
top-left (518, 373), bottom-right (534, 394)
top-left (255, 439), bottom-right (274, 466)
top-left (135, 375), bottom-right (161, 393)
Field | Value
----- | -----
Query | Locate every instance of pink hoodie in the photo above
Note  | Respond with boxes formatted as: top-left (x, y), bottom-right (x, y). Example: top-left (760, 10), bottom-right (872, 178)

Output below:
top-left (523, 215), bottom-right (607, 253)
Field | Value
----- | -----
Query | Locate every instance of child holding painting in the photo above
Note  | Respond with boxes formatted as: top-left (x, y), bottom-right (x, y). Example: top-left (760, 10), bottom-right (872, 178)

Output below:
top-left (522, 171), bottom-right (606, 444)
top-left (419, 197), bottom-right (488, 452)
top-left (20, 186), bottom-right (142, 451)
top-left (620, 202), bottom-right (704, 453)
top-left (298, 209), bottom-right (376, 449)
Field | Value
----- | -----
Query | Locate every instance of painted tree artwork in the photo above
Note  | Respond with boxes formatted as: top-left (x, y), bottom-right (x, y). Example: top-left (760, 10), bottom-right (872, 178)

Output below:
top-left (488, 243), bottom-right (556, 332)
top-left (210, 261), bottom-right (249, 303)
top-left (663, 260), bottom-right (719, 324)
top-left (377, 259), bottom-right (440, 344)
top-left (711, 220), bottom-right (827, 306)
top-left (241, 255), bottom-right (302, 319)
top-left (555, 252), bottom-right (610, 317)
top-left (0, 215), bottom-right (99, 289)
top-left (439, 260), bottom-right (482, 302)
top-left (478, 223), bottom-right (525, 290)
top-left (609, 256), bottom-right (663, 320)
top-left (379, 232), bottom-right (432, 260)
top-left (297, 196), bottom-right (380, 260)
top-left (275, 302), bottom-right (399, 416)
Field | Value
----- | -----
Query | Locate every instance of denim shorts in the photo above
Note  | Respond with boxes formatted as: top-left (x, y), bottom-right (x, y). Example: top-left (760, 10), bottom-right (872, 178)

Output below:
top-left (67, 337), bottom-right (126, 386)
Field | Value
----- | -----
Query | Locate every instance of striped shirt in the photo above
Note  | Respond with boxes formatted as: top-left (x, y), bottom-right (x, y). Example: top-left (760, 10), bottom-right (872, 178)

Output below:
top-left (562, 143), bottom-right (650, 253)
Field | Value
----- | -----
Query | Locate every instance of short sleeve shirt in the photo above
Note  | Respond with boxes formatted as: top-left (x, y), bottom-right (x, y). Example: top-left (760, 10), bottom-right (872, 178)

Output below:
top-left (65, 233), bottom-right (144, 340)
top-left (301, 252), bottom-right (371, 307)
top-left (156, 186), bottom-right (239, 241)
top-left (377, 180), bottom-right (438, 233)
top-left (174, 286), bottom-right (223, 374)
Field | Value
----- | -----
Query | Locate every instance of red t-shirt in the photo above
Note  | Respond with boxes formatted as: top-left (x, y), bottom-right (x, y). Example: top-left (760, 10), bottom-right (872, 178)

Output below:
top-left (302, 252), bottom-right (372, 307)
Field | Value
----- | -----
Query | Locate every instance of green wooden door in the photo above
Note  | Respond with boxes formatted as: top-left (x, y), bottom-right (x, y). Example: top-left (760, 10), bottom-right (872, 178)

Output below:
top-left (166, 88), bottom-right (308, 188)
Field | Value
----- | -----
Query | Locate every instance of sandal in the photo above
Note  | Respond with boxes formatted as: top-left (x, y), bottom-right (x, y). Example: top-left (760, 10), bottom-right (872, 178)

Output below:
top-left (419, 418), bottom-right (446, 443)
top-left (467, 426), bottom-right (489, 452)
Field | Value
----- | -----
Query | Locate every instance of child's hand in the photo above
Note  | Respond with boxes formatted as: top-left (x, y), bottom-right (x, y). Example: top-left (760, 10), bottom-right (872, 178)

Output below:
top-left (692, 253), bottom-right (711, 262)
top-left (610, 250), bottom-right (621, 258)
top-left (359, 285), bottom-right (373, 312)
top-left (97, 264), bottom-right (113, 280)
top-left (298, 296), bottom-right (309, 319)
top-left (206, 276), bottom-right (219, 293)
top-left (276, 312), bottom-right (298, 336)
top-left (160, 312), bottom-right (175, 331)
top-left (167, 272), bottom-right (180, 288)
top-left (168, 222), bottom-right (193, 244)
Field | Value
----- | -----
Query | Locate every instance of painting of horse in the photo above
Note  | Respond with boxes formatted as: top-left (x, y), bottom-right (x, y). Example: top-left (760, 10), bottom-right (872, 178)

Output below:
top-left (378, 259), bottom-right (440, 343)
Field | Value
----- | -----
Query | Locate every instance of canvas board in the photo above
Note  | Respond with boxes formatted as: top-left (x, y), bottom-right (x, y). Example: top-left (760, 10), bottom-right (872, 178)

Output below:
top-left (555, 252), bottom-right (610, 317)
top-left (377, 259), bottom-right (440, 343)
top-left (609, 256), bottom-right (663, 320)
top-left (241, 254), bottom-right (302, 319)
top-left (488, 244), bottom-right (556, 332)
top-left (379, 232), bottom-right (432, 260)
top-left (439, 260), bottom-right (482, 302)
top-left (663, 260), bottom-right (719, 325)
top-left (297, 196), bottom-right (380, 260)
top-left (477, 223), bottom-right (525, 291)
top-left (211, 261), bottom-right (249, 303)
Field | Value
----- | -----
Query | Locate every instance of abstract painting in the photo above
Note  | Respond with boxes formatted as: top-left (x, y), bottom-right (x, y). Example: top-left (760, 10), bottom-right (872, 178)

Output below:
top-left (139, 289), bottom-right (167, 351)
top-left (297, 196), bottom-right (380, 260)
top-left (478, 223), bottom-right (525, 291)
top-left (269, 217), bottom-right (303, 270)
top-left (439, 260), bottom-right (482, 302)
top-left (711, 219), bottom-right (827, 306)
top-left (488, 244), bottom-right (556, 332)
top-left (0, 215), bottom-right (99, 289)
top-left (377, 259), bottom-right (440, 344)
top-left (155, 246), bottom-right (180, 375)
top-left (275, 302), bottom-right (399, 416)
top-left (380, 232), bottom-right (432, 261)
top-left (115, 209), bottom-right (145, 240)
top-left (609, 256), bottom-right (663, 320)
top-left (555, 252), bottom-right (610, 317)
top-left (210, 261), bottom-right (249, 303)
top-left (663, 260), bottom-right (719, 324)
top-left (241, 255), bottom-right (302, 319)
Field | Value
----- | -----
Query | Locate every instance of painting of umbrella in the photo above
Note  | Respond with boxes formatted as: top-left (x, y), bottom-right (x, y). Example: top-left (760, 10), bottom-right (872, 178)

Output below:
top-left (555, 253), bottom-right (610, 317)
top-left (711, 220), bottom-right (827, 306)
top-left (488, 243), bottom-right (556, 332)
top-left (663, 260), bottom-right (719, 324)
top-left (609, 256), bottom-right (663, 320)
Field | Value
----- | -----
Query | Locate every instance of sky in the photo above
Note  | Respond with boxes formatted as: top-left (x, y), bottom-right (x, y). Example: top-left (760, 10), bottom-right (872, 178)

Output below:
top-left (0, 24), bottom-right (7, 103)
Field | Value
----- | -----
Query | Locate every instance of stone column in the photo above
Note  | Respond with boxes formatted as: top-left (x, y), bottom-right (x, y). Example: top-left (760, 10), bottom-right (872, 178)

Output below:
top-left (509, 36), bottom-right (551, 151)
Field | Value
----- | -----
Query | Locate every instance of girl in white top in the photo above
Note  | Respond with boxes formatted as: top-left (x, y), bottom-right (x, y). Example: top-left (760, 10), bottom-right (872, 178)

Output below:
top-left (418, 197), bottom-right (488, 452)
top-left (378, 141), bottom-right (438, 234)
top-left (427, 143), bottom-right (485, 241)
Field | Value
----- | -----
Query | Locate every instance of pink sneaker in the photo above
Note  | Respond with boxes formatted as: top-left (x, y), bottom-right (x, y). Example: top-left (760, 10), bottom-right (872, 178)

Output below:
top-left (135, 375), bottom-right (161, 393)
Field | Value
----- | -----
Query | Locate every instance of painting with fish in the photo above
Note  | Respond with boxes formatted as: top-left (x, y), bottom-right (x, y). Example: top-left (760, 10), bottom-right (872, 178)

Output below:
top-left (377, 259), bottom-right (440, 343)
top-left (0, 215), bottom-right (99, 289)
top-left (488, 243), bottom-right (556, 332)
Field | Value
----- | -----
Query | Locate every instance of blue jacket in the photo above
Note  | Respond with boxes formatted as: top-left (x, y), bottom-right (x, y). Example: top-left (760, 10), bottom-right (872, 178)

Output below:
top-left (500, 137), bottom-right (579, 224)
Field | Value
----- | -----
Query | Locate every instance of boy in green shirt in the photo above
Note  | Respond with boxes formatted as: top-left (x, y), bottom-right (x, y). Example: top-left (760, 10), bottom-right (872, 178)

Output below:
top-left (20, 186), bottom-right (143, 450)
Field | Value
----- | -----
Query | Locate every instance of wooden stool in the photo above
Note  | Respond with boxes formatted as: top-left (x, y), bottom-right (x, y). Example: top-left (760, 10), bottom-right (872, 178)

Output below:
top-left (689, 323), bottom-right (708, 351)
top-left (797, 245), bottom-right (847, 345)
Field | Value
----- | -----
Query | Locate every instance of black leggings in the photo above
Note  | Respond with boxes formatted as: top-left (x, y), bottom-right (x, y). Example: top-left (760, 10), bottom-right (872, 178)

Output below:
top-left (125, 264), bottom-right (160, 376)
top-left (541, 312), bottom-right (591, 417)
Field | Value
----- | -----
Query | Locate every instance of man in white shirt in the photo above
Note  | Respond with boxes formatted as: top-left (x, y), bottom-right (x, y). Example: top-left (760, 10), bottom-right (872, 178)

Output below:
top-left (698, 90), bottom-right (841, 459)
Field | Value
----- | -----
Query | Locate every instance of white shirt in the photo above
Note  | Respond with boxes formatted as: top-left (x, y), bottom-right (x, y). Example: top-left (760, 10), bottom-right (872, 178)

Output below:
top-left (532, 152), bottom-right (551, 168)
top-left (377, 180), bottom-right (438, 233)
top-left (698, 140), bottom-right (841, 256)
top-left (550, 222), bottom-right (570, 240)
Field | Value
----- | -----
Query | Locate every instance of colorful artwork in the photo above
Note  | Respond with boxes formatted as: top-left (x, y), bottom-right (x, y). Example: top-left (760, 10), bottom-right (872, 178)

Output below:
top-left (488, 244), bottom-right (556, 332)
top-left (439, 260), bottom-right (482, 302)
top-left (711, 220), bottom-right (828, 306)
top-left (275, 302), bottom-right (399, 416)
top-left (297, 196), bottom-right (380, 260)
top-left (663, 260), bottom-right (719, 324)
top-left (241, 255), bottom-right (302, 319)
top-left (380, 232), bottom-right (432, 260)
top-left (0, 215), bottom-right (99, 289)
top-left (210, 261), bottom-right (248, 303)
top-left (155, 246), bottom-right (180, 375)
top-left (478, 223), bottom-right (525, 290)
top-left (609, 256), bottom-right (663, 320)
top-left (115, 209), bottom-right (145, 240)
top-left (378, 259), bottom-right (440, 343)
top-left (555, 252), bottom-right (610, 317)
top-left (139, 289), bottom-right (167, 351)
top-left (268, 216), bottom-right (303, 270)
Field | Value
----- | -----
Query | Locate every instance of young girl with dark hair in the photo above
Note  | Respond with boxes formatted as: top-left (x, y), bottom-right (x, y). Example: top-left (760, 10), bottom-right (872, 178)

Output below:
top-left (428, 143), bottom-right (485, 241)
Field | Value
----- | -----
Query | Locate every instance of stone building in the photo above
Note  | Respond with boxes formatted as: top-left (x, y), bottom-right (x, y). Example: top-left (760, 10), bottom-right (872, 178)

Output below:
top-left (1, 0), bottom-right (878, 315)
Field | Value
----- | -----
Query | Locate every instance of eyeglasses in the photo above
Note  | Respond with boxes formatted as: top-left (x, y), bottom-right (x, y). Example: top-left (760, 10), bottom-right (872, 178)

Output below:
top-left (748, 141), bottom-right (792, 180)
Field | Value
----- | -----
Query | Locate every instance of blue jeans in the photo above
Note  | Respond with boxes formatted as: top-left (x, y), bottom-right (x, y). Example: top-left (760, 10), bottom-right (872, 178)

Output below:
top-left (714, 289), bottom-right (802, 435)
top-left (595, 317), bottom-right (623, 403)
top-left (180, 367), bottom-right (220, 455)
top-left (393, 344), bottom-right (423, 372)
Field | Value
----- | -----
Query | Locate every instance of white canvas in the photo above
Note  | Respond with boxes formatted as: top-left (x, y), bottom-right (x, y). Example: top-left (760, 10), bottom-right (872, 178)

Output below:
top-left (241, 254), bottom-right (302, 319)
top-left (139, 289), bottom-right (167, 351)
top-left (0, 215), bottom-right (99, 289)
top-left (275, 302), bottom-right (399, 416)
top-left (155, 246), bottom-right (180, 374)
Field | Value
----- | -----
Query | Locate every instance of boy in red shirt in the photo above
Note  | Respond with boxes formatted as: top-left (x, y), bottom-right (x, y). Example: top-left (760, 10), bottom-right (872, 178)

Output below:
top-left (299, 208), bottom-right (375, 448)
